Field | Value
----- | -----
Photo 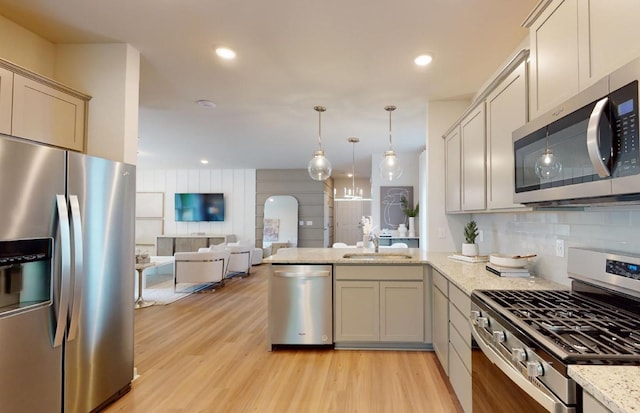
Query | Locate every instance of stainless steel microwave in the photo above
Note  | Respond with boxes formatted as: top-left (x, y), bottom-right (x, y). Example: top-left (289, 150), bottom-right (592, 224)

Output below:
top-left (513, 57), bottom-right (640, 206)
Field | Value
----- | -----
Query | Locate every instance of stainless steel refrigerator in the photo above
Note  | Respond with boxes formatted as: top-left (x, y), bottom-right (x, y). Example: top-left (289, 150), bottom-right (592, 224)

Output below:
top-left (0, 134), bottom-right (135, 412)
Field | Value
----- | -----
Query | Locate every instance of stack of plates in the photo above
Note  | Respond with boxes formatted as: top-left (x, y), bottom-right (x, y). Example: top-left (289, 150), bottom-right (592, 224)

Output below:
top-left (486, 253), bottom-right (535, 278)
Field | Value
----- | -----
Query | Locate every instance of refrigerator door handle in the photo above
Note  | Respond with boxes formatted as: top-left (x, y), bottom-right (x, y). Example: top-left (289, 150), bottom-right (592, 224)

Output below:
top-left (67, 195), bottom-right (84, 341)
top-left (54, 194), bottom-right (72, 348)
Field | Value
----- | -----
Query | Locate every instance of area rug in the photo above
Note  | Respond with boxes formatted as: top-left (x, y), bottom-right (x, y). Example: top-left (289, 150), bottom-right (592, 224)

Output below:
top-left (142, 280), bottom-right (212, 305)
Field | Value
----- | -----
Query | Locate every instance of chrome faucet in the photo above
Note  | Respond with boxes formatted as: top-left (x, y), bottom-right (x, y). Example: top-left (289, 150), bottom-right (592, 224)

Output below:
top-left (368, 233), bottom-right (379, 253)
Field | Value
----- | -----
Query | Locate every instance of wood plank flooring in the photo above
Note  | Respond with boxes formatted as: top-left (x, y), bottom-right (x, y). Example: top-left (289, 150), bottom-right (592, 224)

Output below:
top-left (104, 264), bottom-right (463, 413)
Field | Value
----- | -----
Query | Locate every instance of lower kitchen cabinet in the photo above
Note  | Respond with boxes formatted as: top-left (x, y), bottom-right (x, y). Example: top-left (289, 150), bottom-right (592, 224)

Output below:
top-left (431, 268), bottom-right (472, 413)
top-left (432, 269), bottom-right (449, 373)
top-left (334, 265), bottom-right (424, 345)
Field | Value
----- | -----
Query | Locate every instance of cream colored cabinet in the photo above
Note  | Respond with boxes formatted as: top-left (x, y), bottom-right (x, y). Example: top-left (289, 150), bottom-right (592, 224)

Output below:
top-left (582, 390), bottom-right (613, 413)
top-left (444, 126), bottom-right (462, 213)
top-left (578, 0), bottom-right (640, 89)
top-left (12, 74), bottom-right (86, 152)
top-left (461, 103), bottom-right (486, 211)
top-left (335, 280), bottom-right (380, 341)
top-left (432, 269), bottom-right (449, 374)
top-left (486, 60), bottom-right (527, 210)
top-left (527, 0), bottom-right (580, 118)
top-left (334, 265), bottom-right (424, 345)
top-left (448, 284), bottom-right (472, 413)
top-left (0, 67), bottom-right (12, 135)
top-left (432, 268), bottom-right (472, 413)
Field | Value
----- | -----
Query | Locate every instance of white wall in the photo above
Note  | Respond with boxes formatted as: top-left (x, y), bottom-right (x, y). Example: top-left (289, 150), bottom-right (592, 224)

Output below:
top-left (55, 43), bottom-right (140, 164)
top-left (137, 168), bottom-right (257, 243)
top-left (0, 15), bottom-right (55, 76)
top-left (425, 99), bottom-right (472, 252)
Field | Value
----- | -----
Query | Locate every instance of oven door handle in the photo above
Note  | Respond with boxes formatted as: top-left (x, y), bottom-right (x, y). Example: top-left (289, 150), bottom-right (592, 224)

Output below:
top-left (586, 96), bottom-right (611, 178)
top-left (471, 326), bottom-right (571, 413)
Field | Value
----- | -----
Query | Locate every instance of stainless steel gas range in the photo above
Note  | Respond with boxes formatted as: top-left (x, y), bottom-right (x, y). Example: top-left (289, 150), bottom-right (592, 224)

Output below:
top-left (470, 248), bottom-right (640, 413)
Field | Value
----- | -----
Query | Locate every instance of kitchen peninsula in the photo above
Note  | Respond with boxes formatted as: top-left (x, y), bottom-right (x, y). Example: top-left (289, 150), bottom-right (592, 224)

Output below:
top-left (264, 248), bottom-right (640, 413)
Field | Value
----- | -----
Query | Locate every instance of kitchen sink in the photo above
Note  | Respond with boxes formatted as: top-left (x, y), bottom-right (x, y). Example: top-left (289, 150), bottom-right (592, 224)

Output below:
top-left (342, 253), bottom-right (413, 260)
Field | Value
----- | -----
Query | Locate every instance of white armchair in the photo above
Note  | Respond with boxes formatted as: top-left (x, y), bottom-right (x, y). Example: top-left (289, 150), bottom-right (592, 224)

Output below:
top-left (173, 246), bottom-right (230, 292)
top-left (225, 241), bottom-right (253, 278)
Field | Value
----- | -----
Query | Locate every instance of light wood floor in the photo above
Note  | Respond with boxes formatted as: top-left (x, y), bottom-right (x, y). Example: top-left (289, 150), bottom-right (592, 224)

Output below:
top-left (104, 264), bottom-right (463, 413)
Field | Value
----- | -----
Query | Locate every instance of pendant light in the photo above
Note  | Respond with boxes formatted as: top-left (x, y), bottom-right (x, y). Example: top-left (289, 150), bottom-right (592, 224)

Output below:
top-left (308, 105), bottom-right (332, 181)
top-left (345, 137), bottom-right (363, 199)
top-left (534, 127), bottom-right (562, 180)
top-left (379, 105), bottom-right (403, 181)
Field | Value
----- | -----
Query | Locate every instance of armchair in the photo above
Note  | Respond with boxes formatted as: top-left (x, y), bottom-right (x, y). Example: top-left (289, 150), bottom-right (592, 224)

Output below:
top-left (225, 241), bottom-right (253, 278)
top-left (173, 247), bottom-right (230, 292)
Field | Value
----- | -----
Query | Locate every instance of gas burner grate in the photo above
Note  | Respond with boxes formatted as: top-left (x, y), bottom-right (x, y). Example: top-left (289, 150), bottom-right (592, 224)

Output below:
top-left (480, 290), bottom-right (640, 358)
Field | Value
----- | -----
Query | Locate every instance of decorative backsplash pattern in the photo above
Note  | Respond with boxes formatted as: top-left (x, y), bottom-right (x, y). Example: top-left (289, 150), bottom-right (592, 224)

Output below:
top-left (472, 207), bottom-right (640, 286)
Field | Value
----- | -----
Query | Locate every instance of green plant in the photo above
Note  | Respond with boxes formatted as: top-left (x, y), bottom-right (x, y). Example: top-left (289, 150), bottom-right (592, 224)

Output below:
top-left (464, 220), bottom-right (479, 244)
top-left (400, 196), bottom-right (419, 217)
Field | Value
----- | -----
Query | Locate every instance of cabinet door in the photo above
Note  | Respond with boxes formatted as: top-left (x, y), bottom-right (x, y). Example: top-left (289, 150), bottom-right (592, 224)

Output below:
top-left (486, 61), bottom-right (527, 210)
top-left (461, 103), bottom-right (486, 211)
top-left (0, 67), bottom-right (12, 135)
top-left (445, 126), bottom-right (461, 213)
top-left (432, 284), bottom-right (449, 374)
top-left (578, 0), bottom-right (640, 89)
top-left (12, 74), bottom-right (86, 151)
top-left (529, 0), bottom-right (579, 118)
top-left (379, 281), bottom-right (424, 342)
top-left (334, 281), bottom-right (379, 342)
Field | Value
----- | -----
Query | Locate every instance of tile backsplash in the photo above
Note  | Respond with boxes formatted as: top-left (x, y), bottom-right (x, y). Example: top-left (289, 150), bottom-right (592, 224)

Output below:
top-left (472, 206), bottom-right (640, 286)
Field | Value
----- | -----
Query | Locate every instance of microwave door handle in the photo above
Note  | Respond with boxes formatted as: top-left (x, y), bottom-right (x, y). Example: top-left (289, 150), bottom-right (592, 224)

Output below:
top-left (67, 195), bottom-right (83, 341)
top-left (53, 195), bottom-right (71, 348)
top-left (587, 96), bottom-right (612, 178)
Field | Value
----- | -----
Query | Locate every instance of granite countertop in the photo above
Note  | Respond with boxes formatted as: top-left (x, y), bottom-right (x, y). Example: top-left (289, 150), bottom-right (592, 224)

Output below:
top-left (569, 366), bottom-right (640, 413)
top-left (263, 248), bottom-right (565, 294)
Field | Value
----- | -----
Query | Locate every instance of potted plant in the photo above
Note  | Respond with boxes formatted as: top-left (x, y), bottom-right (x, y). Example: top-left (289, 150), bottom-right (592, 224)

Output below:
top-left (462, 220), bottom-right (479, 256)
top-left (400, 196), bottom-right (419, 237)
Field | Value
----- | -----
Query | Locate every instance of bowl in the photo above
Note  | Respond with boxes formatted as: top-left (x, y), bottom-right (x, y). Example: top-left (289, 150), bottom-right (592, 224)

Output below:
top-left (489, 253), bottom-right (534, 268)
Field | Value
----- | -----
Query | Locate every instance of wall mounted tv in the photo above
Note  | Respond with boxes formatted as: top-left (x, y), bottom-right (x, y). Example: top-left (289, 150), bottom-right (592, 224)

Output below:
top-left (174, 193), bottom-right (225, 222)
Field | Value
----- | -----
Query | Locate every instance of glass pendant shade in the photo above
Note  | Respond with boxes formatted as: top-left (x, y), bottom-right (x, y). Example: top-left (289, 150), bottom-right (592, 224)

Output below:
top-left (308, 149), bottom-right (332, 181)
top-left (380, 149), bottom-right (403, 181)
top-left (380, 105), bottom-right (403, 180)
top-left (308, 105), bottom-right (331, 181)
top-left (535, 148), bottom-right (562, 179)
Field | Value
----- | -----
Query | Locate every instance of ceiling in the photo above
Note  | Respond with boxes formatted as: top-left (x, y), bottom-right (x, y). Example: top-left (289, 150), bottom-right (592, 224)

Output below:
top-left (0, 0), bottom-right (537, 178)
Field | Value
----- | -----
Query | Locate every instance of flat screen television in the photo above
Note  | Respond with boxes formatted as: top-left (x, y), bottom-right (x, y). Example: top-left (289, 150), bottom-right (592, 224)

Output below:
top-left (174, 193), bottom-right (225, 222)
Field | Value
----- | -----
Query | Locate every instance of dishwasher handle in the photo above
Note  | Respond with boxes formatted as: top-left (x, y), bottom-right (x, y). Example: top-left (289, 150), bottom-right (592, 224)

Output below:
top-left (272, 269), bottom-right (331, 278)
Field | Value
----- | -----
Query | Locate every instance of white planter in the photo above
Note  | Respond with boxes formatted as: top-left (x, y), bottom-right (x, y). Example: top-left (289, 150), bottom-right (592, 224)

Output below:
top-left (408, 217), bottom-right (416, 237)
top-left (461, 243), bottom-right (479, 257)
top-left (398, 224), bottom-right (407, 237)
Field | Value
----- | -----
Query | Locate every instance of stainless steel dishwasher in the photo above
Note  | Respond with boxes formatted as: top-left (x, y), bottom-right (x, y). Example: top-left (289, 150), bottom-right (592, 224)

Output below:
top-left (269, 264), bottom-right (333, 348)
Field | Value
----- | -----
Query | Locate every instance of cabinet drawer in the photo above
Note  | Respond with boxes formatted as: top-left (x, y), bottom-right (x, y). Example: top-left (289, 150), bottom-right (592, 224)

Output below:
top-left (449, 342), bottom-right (472, 413)
top-left (432, 269), bottom-right (448, 296)
top-left (449, 321), bottom-right (471, 373)
top-left (335, 265), bottom-right (423, 281)
top-left (449, 283), bottom-right (470, 315)
top-left (449, 302), bottom-right (471, 347)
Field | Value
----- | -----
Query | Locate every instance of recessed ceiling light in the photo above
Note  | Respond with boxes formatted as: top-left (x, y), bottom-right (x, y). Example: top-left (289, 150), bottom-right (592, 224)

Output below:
top-left (196, 99), bottom-right (216, 109)
top-left (215, 47), bottom-right (236, 60)
top-left (200, 159), bottom-right (209, 165)
top-left (414, 54), bottom-right (433, 66)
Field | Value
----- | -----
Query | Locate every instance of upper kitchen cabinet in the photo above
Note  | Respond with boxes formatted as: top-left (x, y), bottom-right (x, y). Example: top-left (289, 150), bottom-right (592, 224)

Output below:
top-left (486, 61), bottom-right (527, 210)
top-left (526, 0), bottom-right (579, 118)
top-left (0, 58), bottom-right (89, 152)
top-left (525, 0), bottom-right (640, 118)
top-left (460, 103), bottom-right (486, 211)
top-left (0, 67), bottom-right (13, 135)
top-left (577, 0), bottom-right (640, 89)
top-left (445, 126), bottom-right (462, 213)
